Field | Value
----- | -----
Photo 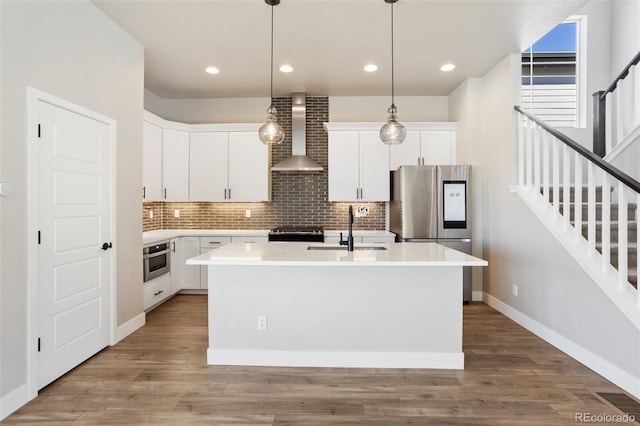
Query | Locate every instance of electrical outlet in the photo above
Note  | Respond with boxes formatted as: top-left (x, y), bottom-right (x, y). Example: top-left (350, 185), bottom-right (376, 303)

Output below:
top-left (356, 206), bottom-right (369, 218)
top-left (149, 210), bottom-right (153, 219)
top-left (245, 209), bottom-right (251, 218)
top-left (512, 284), bottom-right (518, 297)
top-left (174, 209), bottom-right (180, 218)
top-left (257, 315), bottom-right (267, 331)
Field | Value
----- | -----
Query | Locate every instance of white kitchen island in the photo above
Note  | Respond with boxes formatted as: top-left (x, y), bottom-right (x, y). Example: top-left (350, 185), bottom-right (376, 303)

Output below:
top-left (187, 241), bottom-right (487, 369)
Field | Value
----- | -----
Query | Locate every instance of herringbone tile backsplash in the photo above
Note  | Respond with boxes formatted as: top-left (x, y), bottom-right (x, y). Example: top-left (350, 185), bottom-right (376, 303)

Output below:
top-left (143, 96), bottom-right (386, 232)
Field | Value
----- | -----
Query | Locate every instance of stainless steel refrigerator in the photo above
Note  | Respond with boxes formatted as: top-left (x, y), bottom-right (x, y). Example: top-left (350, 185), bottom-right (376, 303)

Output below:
top-left (390, 165), bottom-right (472, 302)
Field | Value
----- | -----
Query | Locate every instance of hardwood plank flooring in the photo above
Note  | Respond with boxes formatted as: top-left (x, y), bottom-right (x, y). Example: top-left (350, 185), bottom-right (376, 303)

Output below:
top-left (4, 295), bottom-right (637, 425)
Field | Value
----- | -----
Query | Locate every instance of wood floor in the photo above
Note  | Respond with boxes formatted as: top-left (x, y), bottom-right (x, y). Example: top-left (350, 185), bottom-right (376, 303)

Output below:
top-left (4, 295), bottom-right (636, 425)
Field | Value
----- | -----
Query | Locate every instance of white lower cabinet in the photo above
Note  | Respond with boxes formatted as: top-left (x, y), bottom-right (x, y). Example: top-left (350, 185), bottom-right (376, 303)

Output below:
top-left (170, 237), bottom-right (201, 292)
top-left (143, 273), bottom-right (171, 311)
top-left (199, 237), bottom-right (232, 289)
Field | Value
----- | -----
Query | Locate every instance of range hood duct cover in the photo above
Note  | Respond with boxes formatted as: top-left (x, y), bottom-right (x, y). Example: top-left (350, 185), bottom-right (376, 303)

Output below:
top-left (271, 93), bottom-right (324, 172)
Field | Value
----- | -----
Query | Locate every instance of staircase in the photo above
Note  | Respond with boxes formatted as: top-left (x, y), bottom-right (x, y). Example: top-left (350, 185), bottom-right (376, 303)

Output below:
top-left (554, 186), bottom-right (638, 288)
top-left (514, 105), bottom-right (640, 329)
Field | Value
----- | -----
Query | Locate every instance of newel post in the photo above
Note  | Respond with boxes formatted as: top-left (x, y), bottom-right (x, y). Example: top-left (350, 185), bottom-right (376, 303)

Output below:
top-left (593, 90), bottom-right (606, 157)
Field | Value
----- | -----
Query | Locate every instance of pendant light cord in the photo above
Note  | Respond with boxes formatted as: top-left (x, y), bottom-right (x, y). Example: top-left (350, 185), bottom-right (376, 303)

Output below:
top-left (270, 4), bottom-right (274, 103)
top-left (391, 0), bottom-right (395, 106)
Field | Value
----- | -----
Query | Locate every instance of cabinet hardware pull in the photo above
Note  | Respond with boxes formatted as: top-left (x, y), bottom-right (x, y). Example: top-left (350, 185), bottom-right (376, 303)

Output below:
top-left (209, 242), bottom-right (221, 244)
top-left (143, 186), bottom-right (146, 199)
top-left (171, 241), bottom-right (176, 253)
top-left (228, 188), bottom-right (231, 199)
top-left (224, 189), bottom-right (227, 199)
top-left (154, 290), bottom-right (164, 296)
top-left (164, 188), bottom-right (167, 199)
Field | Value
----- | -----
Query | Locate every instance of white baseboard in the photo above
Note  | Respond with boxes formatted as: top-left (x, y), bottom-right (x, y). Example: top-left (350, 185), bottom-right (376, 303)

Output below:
top-left (113, 312), bottom-right (145, 344)
top-left (485, 293), bottom-right (640, 400)
top-left (0, 384), bottom-right (29, 421)
top-left (208, 349), bottom-right (464, 370)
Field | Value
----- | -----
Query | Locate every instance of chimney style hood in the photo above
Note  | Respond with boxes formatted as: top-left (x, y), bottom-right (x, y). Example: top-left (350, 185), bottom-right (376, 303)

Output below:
top-left (271, 93), bottom-right (324, 172)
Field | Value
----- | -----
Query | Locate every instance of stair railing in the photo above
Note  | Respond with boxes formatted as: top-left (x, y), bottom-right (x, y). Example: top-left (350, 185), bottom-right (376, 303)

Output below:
top-left (515, 105), bottom-right (640, 314)
top-left (593, 50), bottom-right (640, 157)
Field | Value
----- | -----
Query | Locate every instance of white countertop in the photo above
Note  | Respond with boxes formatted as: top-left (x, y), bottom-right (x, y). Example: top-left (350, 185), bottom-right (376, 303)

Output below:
top-left (143, 229), bottom-right (395, 245)
top-left (143, 229), bottom-right (270, 245)
top-left (187, 241), bottom-right (487, 267)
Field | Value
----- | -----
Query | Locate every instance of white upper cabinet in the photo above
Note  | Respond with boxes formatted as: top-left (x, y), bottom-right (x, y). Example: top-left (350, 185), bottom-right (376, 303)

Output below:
top-left (142, 120), bottom-right (163, 201)
top-left (326, 126), bottom-right (390, 202)
top-left (189, 132), bottom-right (228, 201)
top-left (162, 128), bottom-right (190, 201)
top-left (189, 125), bottom-right (269, 202)
top-left (389, 123), bottom-right (457, 170)
top-left (227, 131), bottom-right (269, 202)
top-left (142, 111), bottom-right (269, 203)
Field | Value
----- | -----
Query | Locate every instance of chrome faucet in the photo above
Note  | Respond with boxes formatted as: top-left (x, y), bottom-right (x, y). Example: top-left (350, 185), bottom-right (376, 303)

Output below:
top-left (339, 205), bottom-right (355, 251)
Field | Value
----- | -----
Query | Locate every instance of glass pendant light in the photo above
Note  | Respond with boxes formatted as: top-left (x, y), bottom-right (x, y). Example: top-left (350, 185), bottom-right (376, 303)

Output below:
top-left (380, 0), bottom-right (406, 145)
top-left (259, 0), bottom-right (285, 145)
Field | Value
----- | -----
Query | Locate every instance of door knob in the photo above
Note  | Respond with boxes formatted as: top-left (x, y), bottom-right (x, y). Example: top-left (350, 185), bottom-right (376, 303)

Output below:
top-left (101, 242), bottom-right (113, 251)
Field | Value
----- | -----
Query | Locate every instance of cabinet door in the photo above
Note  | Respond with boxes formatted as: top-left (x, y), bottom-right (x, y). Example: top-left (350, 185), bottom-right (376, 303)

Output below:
top-left (389, 130), bottom-right (421, 170)
top-left (171, 237), bottom-right (201, 291)
top-left (142, 120), bottom-right (163, 201)
top-left (199, 236), bottom-right (231, 289)
top-left (358, 131), bottom-right (390, 202)
top-left (190, 132), bottom-right (228, 201)
top-left (328, 131), bottom-right (360, 201)
top-left (228, 132), bottom-right (269, 201)
top-left (420, 131), bottom-right (455, 165)
top-left (162, 129), bottom-right (190, 201)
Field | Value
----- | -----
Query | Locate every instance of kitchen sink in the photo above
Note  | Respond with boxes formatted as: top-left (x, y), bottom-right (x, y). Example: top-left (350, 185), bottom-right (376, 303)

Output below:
top-left (307, 245), bottom-right (388, 251)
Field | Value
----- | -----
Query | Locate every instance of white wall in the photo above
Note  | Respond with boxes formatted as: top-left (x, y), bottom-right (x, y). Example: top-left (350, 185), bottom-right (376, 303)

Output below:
top-left (457, 51), bottom-right (640, 397)
top-left (144, 93), bottom-right (449, 124)
top-left (558, 1), bottom-right (611, 147)
top-left (448, 79), bottom-right (485, 298)
top-left (610, 0), bottom-right (640, 75)
top-left (0, 0), bottom-right (144, 413)
top-left (330, 96), bottom-right (449, 122)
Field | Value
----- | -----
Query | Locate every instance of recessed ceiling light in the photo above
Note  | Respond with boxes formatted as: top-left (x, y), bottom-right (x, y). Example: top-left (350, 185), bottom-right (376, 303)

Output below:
top-left (440, 63), bottom-right (456, 72)
top-left (279, 64), bottom-right (294, 73)
top-left (205, 66), bottom-right (220, 74)
top-left (364, 64), bottom-right (378, 72)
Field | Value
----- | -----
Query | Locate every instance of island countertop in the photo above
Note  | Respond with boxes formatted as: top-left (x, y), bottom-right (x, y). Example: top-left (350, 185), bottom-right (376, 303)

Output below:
top-left (187, 241), bottom-right (487, 267)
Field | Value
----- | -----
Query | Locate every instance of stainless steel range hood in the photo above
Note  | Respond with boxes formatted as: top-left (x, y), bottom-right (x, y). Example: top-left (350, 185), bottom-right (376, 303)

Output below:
top-left (271, 93), bottom-right (324, 172)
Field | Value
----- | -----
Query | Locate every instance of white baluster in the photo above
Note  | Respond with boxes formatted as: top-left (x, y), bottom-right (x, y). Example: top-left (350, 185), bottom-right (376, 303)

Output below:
top-left (542, 130), bottom-right (550, 204)
top-left (601, 171), bottom-right (611, 273)
top-left (605, 94), bottom-right (613, 154)
top-left (637, 193), bottom-right (639, 308)
top-left (617, 181), bottom-right (628, 291)
top-left (563, 145), bottom-right (571, 227)
top-left (634, 65), bottom-right (640, 131)
top-left (552, 137), bottom-right (560, 217)
top-left (573, 151), bottom-right (582, 240)
top-left (587, 162), bottom-right (596, 256)
top-left (534, 124), bottom-right (541, 196)
top-left (518, 114), bottom-right (524, 187)
top-left (526, 123), bottom-right (533, 189)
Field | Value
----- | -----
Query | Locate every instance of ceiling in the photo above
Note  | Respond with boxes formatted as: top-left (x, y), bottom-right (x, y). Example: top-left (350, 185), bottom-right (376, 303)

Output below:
top-left (93, 0), bottom-right (587, 99)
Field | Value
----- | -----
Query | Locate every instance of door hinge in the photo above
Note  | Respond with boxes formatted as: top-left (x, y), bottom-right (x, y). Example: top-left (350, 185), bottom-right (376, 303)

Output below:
top-left (38, 124), bottom-right (41, 138)
top-left (38, 230), bottom-right (41, 245)
top-left (38, 338), bottom-right (41, 352)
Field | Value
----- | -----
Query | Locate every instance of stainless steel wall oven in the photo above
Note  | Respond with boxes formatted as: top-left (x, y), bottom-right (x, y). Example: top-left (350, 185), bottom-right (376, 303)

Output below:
top-left (143, 240), bottom-right (170, 282)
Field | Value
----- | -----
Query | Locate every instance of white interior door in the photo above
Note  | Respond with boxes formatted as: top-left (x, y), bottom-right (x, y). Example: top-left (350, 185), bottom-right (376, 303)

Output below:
top-left (37, 100), bottom-right (112, 389)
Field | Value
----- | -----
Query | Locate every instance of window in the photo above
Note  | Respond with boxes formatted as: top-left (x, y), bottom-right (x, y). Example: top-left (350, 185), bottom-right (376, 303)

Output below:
top-left (521, 16), bottom-right (586, 128)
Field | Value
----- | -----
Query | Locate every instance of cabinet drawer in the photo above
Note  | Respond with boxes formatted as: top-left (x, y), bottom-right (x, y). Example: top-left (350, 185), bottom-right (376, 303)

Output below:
top-left (361, 236), bottom-right (395, 244)
top-left (200, 236), bottom-right (231, 248)
top-left (143, 273), bottom-right (171, 311)
top-left (231, 236), bottom-right (267, 243)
